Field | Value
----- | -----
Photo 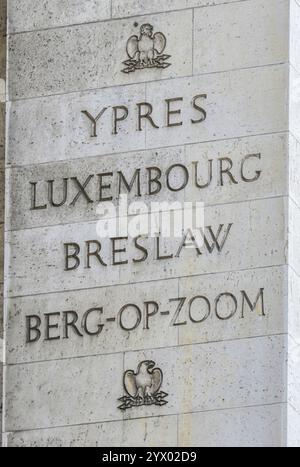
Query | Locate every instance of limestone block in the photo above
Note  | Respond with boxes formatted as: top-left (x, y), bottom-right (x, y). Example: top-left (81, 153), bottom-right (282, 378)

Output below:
top-left (8, 11), bottom-right (193, 100)
top-left (8, 0), bottom-right (112, 34)
top-left (289, 199), bottom-right (300, 277)
top-left (145, 66), bottom-right (288, 150)
top-left (0, 160), bottom-right (4, 223)
top-left (5, 266), bottom-right (285, 365)
top-left (289, 134), bottom-right (300, 208)
top-left (4, 335), bottom-right (286, 431)
top-left (178, 266), bottom-right (286, 347)
top-left (7, 67), bottom-right (288, 167)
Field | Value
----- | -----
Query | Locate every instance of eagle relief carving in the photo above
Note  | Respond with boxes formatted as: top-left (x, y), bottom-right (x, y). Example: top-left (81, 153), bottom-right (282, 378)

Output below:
top-left (118, 360), bottom-right (168, 411)
top-left (122, 24), bottom-right (171, 74)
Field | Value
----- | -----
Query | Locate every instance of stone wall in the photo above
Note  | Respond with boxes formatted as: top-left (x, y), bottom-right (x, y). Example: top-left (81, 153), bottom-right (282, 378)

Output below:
top-left (2, 0), bottom-right (300, 447)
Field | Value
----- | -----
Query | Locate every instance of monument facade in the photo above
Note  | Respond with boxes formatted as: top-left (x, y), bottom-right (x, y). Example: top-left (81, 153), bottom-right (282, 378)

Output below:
top-left (2, 0), bottom-right (300, 447)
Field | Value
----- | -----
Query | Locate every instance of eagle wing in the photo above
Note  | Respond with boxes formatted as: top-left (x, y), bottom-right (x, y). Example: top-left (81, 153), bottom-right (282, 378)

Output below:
top-left (150, 368), bottom-right (163, 395)
top-left (153, 32), bottom-right (166, 55)
top-left (126, 35), bottom-right (139, 59)
top-left (124, 370), bottom-right (138, 398)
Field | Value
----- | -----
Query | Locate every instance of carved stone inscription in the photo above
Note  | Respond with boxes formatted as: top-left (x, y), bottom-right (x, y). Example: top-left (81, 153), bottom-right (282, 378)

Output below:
top-left (63, 224), bottom-right (233, 271)
top-left (122, 24), bottom-right (171, 74)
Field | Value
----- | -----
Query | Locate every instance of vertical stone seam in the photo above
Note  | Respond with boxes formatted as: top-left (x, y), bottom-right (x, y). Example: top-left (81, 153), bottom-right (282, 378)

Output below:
top-left (192, 8), bottom-right (195, 76)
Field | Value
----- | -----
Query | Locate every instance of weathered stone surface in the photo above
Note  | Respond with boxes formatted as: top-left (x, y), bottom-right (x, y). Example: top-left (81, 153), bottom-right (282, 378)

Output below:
top-left (193, 0), bottom-right (288, 75)
top-left (4, 415), bottom-right (178, 447)
top-left (178, 404), bottom-right (286, 447)
top-left (3, 405), bottom-right (286, 447)
top-left (0, 0), bottom-right (5, 446)
top-left (8, 0), bottom-right (112, 34)
top-left (8, 10), bottom-right (193, 100)
top-left (6, 134), bottom-right (287, 231)
top-left (112, 0), bottom-right (248, 18)
top-left (4, 335), bottom-right (286, 432)
top-left (5, 197), bottom-right (287, 297)
top-left (7, 66), bottom-right (288, 167)
top-left (5, 266), bottom-right (285, 365)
